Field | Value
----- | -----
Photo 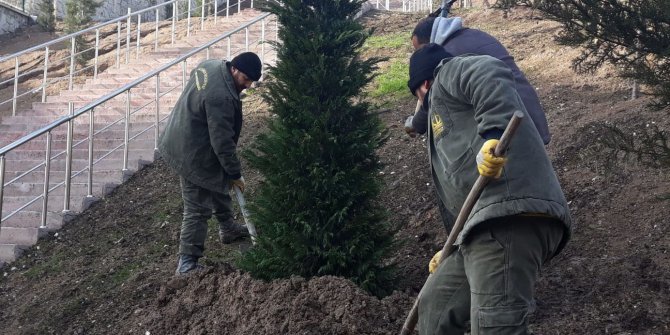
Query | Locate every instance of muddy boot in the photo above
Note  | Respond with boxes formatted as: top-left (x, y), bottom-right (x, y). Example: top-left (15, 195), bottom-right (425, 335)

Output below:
top-left (219, 223), bottom-right (250, 244)
top-left (174, 254), bottom-right (203, 275)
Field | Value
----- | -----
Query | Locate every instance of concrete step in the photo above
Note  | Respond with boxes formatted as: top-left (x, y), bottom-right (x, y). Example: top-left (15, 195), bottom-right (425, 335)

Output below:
top-left (0, 244), bottom-right (22, 263)
top-left (2, 210), bottom-right (70, 230)
top-left (0, 227), bottom-right (44, 245)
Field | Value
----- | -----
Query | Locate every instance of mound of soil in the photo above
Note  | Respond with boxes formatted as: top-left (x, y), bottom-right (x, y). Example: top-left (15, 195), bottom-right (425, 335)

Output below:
top-left (1, 5), bottom-right (669, 335)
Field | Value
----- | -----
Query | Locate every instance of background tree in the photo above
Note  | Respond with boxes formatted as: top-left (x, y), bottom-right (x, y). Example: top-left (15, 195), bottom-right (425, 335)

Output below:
top-left (237, 0), bottom-right (396, 297)
top-left (538, 0), bottom-right (670, 107)
top-left (36, 0), bottom-right (56, 32)
top-left (64, 0), bottom-right (101, 65)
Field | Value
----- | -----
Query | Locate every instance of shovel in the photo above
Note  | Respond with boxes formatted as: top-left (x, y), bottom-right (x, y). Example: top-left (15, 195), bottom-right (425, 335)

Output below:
top-left (400, 111), bottom-right (524, 335)
top-left (233, 185), bottom-right (258, 245)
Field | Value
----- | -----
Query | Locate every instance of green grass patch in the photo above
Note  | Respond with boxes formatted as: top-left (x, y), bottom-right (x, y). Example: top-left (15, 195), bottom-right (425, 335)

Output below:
top-left (23, 254), bottom-right (65, 279)
top-left (364, 32), bottom-right (408, 50)
top-left (372, 59), bottom-right (411, 98)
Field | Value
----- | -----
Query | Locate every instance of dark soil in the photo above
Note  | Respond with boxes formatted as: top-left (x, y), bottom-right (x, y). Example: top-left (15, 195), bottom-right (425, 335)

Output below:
top-left (1, 6), bottom-right (670, 335)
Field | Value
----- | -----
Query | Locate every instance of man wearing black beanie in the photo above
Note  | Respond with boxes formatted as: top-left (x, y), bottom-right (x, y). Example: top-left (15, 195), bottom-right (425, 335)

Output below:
top-left (408, 45), bottom-right (571, 335)
top-left (159, 52), bottom-right (262, 275)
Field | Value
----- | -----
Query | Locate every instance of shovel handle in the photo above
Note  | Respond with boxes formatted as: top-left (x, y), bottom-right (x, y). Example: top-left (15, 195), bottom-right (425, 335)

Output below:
top-left (400, 111), bottom-right (524, 335)
top-left (233, 185), bottom-right (258, 245)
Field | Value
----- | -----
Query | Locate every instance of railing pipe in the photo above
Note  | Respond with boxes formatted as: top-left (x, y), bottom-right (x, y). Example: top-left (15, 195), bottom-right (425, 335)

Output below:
top-left (0, 155), bottom-right (5, 225)
top-left (40, 131), bottom-right (52, 228)
top-left (63, 102), bottom-right (74, 213)
top-left (136, 14), bottom-right (142, 59)
top-left (226, 0), bottom-right (229, 18)
top-left (201, 0), bottom-right (205, 30)
top-left (227, 36), bottom-right (231, 59)
top-left (171, 2), bottom-right (177, 45)
top-left (155, 8), bottom-right (160, 51)
top-left (154, 74), bottom-right (160, 151)
top-left (126, 8), bottom-right (132, 64)
top-left (42, 47), bottom-right (49, 102)
top-left (245, 27), bottom-right (249, 51)
top-left (87, 108), bottom-right (95, 197)
top-left (182, 60), bottom-right (187, 89)
top-left (237, 0), bottom-right (240, 13)
top-left (116, 21), bottom-right (122, 68)
top-left (94, 29), bottom-right (100, 79)
top-left (214, 0), bottom-right (218, 24)
top-left (123, 90), bottom-right (131, 171)
top-left (12, 57), bottom-right (19, 116)
top-left (68, 37), bottom-right (75, 90)
top-left (187, 0), bottom-right (192, 37)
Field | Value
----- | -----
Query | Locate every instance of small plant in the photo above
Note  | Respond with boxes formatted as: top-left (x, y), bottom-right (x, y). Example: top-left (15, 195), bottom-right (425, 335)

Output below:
top-left (64, 0), bottom-right (101, 66)
top-left (372, 59), bottom-right (410, 98)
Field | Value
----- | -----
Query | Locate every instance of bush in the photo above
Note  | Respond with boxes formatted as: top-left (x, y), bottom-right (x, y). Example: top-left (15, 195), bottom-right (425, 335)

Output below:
top-left (36, 0), bottom-right (56, 32)
top-left (237, 0), bottom-right (397, 297)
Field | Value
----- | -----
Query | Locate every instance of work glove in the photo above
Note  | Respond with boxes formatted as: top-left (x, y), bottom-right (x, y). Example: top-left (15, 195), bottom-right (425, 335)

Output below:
top-left (404, 115), bottom-right (417, 138)
top-left (428, 250), bottom-right (443, 274)
top-left (476, 139), bottom-right (507, 178)
top-left (229, 176), bottom-right (245, 193)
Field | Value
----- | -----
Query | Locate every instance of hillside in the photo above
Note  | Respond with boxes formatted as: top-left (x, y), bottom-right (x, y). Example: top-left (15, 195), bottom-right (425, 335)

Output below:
top-left (1, 6), bottom-right (669, 335)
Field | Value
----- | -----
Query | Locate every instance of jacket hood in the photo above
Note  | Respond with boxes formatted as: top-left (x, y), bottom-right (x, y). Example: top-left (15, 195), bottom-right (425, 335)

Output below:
top-left (430, 16), bottom-right (463, 45)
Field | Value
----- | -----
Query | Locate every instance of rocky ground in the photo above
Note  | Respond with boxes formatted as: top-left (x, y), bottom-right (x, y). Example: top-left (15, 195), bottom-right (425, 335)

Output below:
top-left (1, 6), bottom-right (669, 335)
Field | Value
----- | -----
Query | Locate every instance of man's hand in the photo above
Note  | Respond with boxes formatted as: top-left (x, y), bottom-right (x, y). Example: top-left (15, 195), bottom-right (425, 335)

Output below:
top-left (229, 176), bottom-right (245, 193)
top-left (428, 250), bottom-right (443, 274)
top-left (404, 115), bottom-right (417, 138)
top-left (476, 139), bottom-right (507, 178)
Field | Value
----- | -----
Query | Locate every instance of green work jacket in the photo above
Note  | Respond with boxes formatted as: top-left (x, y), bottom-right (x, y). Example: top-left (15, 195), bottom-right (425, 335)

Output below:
top-left (159, 60), bottom-right (242, 193)
top-left (426, 54), bottom-right (571, 249)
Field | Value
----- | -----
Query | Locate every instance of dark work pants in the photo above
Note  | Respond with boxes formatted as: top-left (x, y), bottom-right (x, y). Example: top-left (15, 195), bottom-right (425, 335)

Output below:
top-left (419, 216), bottom-right (565, 335)
top-left (179, 176), bottom-right (234, 257)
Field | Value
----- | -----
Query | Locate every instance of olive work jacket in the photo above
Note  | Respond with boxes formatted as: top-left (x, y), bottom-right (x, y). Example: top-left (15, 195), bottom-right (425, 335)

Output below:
top-left (427, 54), bottom-right (571, 251)
top-left (159, 60), bottom-right (242, 193)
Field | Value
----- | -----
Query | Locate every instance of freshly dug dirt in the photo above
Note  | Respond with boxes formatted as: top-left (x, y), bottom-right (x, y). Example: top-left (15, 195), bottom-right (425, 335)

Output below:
top-left (1, 5), bottom-right (669, 335)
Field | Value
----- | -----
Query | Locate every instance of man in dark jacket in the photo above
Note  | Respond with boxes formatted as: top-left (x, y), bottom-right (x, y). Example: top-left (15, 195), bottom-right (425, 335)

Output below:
top-left (406, 15), bottom-right (551, 145)
top-left (409, 44), bottom-right (571, 335)
top-left (159, 52), bottom-right (262, 275)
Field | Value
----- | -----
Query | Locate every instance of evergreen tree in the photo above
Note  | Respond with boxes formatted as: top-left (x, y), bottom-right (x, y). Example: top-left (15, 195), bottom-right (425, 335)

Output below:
top-left (64, 0), bottom-right (101, 65)
top-left (237, 0), bottom-right (396, 297)
top-left (538, 0), bottom-right (670, 107)
top-left (36, 0), bottom-right (56, 32)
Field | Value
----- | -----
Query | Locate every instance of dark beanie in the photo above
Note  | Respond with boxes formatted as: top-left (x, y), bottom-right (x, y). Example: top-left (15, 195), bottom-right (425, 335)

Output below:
top-left (408, 43), bottom-right (453, 95)
top-left (231, 52), bottom-right (262, 81)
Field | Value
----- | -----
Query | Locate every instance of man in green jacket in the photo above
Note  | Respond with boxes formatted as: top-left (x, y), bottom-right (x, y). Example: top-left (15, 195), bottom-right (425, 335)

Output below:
top-left (159, 52), bottom-right (262, 275)
top-left (408, 44), bottom-right (571, 334)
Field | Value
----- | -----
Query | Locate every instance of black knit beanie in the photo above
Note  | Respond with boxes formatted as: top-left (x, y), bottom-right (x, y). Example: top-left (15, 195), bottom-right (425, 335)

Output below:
top-left (408, 43), bottom-right (452, 96)
top-left (231, 52), bottom-right (262, 81)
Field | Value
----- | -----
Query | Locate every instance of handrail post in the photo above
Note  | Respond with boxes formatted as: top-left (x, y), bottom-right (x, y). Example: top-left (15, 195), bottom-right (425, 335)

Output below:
top-left (214, 0), bottom-right (218, 24)
top-left (0, 155), bottom-right (5, 226)
top-left (187, 0), bottom-right (191, 37)
top-left (182, 60), bottom-right (187, 90)
top-left (386, 0), bottom-right (389, 10)
top-left (226, 0), bottom-right (229, 18)
top-left (251, 0), bottom-right (254, 9)
top-left (126, 8), bottom-right (131, 64)
top-left (171, 2), bottom-right (177, 45)
top-left (94, 29), bottom-right (100, 79)
top-left (200, 0), bottom-right (205, 31)
top-left (245, 27), bottom-right (249, 51)
top-left (260, 19), bottom-right (265, 69)
top-left (42, 47), bottom-right (49, 103)
top-left (206, 46), bottom-right (210, 60)
top-left (237, 0), bottom-right (240, 14)
top-left (41, 131), bottom-right (52, 228)
top-left (154, 74), bottom-right (160, 152)
top-left (63, 103), bottom-right (74, 213)
top-left (68, 36), bottom-right (75, 90)
top-left (123, 90), bottom-right (131, 172)
top-left (155, 8), bottom-right (160, 51)
top-left (87, 108), bottom-right (95, 197)
top-left (13, 57), bottom-right (19, 116)
top-left (116, 21), bottom-right (122, 68)
top-left (136, 13), bottom-right (142, 59)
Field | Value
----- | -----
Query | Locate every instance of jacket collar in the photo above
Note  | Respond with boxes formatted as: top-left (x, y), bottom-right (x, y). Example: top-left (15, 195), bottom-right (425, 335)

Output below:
top-left (221, 61), bottom-right (240, 101)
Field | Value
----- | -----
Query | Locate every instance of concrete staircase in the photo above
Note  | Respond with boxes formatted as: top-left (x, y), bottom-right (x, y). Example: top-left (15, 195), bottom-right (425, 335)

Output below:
top-left (0, 7), bottom-right (276, 266)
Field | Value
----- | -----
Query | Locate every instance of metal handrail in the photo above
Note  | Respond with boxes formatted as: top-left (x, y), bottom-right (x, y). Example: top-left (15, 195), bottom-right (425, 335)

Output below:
top-left (0, 0), bottom-right (251, 117)
top-left (0, 10), bottom-right (276, 227)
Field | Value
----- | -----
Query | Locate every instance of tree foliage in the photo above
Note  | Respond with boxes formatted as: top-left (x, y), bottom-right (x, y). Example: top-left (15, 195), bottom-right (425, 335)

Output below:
top-left (538, 0), bottom-right (670, 107)
top-left (237, 0), bottom-right (396, 297)
top-left (36, 0), bottom-right (56, 32)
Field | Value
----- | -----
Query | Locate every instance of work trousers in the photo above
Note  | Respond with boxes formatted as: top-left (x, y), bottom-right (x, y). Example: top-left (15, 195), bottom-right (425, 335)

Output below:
top-left (419, 216), bottom-right (565, 335)
top-left (179, 176), bottom-right (234, 258)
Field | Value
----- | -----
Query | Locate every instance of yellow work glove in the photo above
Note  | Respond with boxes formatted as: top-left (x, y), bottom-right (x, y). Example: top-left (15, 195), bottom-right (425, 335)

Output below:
top-left (229, 176), bottom-right (245, 193)
top-left (428, 250), bottom-right (443, 274)
top-left (476, 139), bottom-right (507, 178)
